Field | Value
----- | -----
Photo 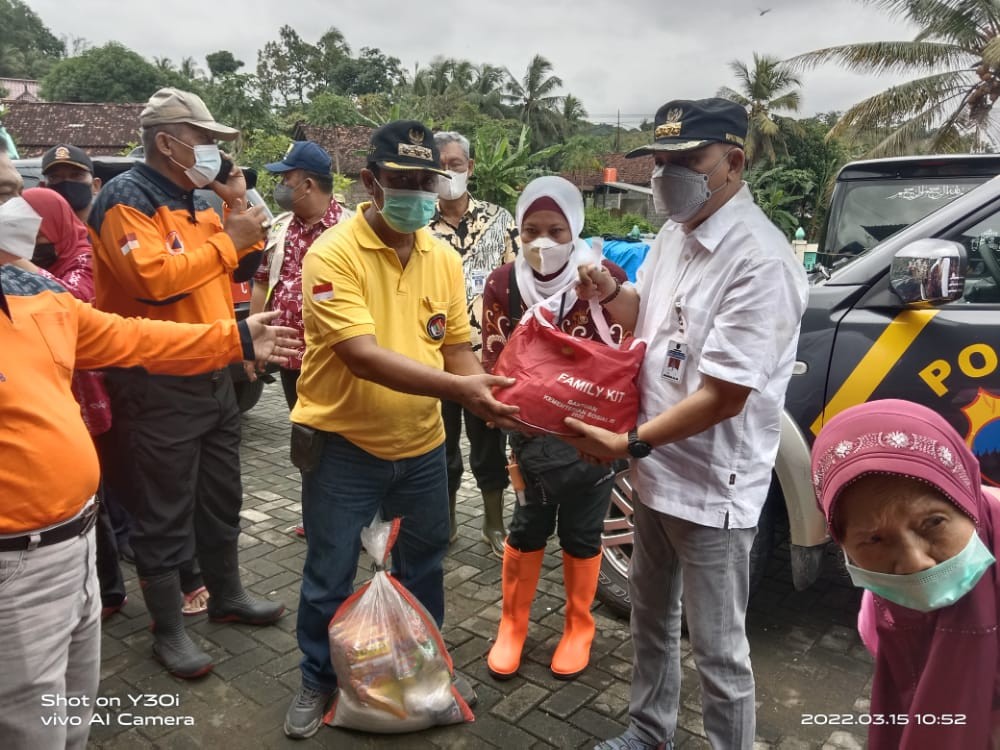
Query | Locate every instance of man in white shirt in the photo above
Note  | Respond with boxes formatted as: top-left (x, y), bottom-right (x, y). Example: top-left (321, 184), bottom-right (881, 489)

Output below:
top-left (568, 98), bottom-right (808, 750)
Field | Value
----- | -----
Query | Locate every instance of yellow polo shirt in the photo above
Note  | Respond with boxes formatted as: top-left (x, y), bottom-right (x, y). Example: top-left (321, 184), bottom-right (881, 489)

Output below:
top-left (292, 204), bottom-right (471, 459)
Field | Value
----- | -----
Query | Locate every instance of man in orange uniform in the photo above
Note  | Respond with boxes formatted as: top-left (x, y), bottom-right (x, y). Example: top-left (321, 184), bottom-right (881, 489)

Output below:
top-left (88, 88), bottom-right (281, 679)
top-left (0, 150), bottom-right (300, 750)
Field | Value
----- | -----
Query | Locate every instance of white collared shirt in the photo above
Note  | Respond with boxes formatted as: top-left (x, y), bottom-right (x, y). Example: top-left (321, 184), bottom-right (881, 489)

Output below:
top-left (632, 185), bottom-right (808, 529)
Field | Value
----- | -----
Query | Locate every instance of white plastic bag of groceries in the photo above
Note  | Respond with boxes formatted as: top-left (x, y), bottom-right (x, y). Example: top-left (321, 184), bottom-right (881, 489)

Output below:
top-left (324, 516), bottom-right (474, 733)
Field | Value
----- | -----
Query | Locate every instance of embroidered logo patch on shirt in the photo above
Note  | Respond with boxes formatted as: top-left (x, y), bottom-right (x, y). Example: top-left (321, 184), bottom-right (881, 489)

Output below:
top-left (165, 231), bottom-right (184, 255)
top-left (426, 313), bottom-right (447, 341)
top-left (311, 282), bottom-right (334, 302)
top-left (118, 233), bottom-right (140, 255)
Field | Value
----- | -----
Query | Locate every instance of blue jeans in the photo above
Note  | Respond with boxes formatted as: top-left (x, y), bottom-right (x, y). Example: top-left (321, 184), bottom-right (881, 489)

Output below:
top-left (296, 433), bottom-right (450, 692)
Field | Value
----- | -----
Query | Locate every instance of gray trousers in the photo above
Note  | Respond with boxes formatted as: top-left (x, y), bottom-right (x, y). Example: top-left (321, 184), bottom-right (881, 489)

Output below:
top-left (0, 526), bottom-right (100, 750)
top-left (627, 500), bottom-right (757, 750)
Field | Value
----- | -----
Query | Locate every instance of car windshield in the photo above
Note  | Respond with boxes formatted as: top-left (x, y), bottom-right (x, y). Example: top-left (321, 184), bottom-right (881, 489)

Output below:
top-left (823, 177), bottom-right (985, 268)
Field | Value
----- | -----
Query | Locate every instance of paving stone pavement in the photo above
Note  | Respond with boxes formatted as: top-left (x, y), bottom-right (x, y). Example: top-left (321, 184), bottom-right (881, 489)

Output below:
top-left (87, 386), bottom-right (872, 749)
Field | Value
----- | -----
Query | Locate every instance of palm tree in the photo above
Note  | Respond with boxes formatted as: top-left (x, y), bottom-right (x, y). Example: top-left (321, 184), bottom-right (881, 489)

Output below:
top-left (718, 53), bottom-right (802, 166)
top-left (788, 0), bottom-right (1000, 156)
top-left (178, 56), bottom-right (203, 82)
top-left (412, 57), bottom-right (456, 97)
top-left (469, 63), bottom-right (510, 118)
top-left (560, 93), bottom-right (588, 136)
top-left (505, 55), bottom-right (564, 148)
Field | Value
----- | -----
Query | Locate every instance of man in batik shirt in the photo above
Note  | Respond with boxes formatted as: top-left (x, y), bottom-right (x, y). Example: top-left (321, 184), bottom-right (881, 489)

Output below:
top-left (429, 130), bottom-right (519, 557)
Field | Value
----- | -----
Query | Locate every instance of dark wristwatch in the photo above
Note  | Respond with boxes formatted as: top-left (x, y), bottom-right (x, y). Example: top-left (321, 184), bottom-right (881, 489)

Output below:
top-left (626, 427), bottom-right (652, 459)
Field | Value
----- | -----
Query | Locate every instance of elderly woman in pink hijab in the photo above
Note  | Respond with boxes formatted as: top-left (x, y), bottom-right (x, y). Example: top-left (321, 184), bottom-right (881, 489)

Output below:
top-left (812, 399), bottom-right (1000, 749)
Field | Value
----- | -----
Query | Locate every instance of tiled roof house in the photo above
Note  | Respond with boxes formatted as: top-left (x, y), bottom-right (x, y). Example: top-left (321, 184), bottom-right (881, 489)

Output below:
top-left (3, 101), bottom-right (144, 157)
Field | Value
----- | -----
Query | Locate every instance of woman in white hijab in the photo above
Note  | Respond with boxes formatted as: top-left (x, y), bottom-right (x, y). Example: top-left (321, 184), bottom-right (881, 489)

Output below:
top-left (480, 176), bottom-right (629, 682)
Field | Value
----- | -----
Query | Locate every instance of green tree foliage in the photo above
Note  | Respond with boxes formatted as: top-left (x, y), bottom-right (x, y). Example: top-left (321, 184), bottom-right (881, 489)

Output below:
top-left (201, 73), bottom-right (274, 142)
top-left (789, 0), bottom-right (1000, 156)
top-left (470, 125), bottom-right (558, 211)
top-left (307, 91), bottom-right (366, 126)
top-left (237, 130), bottom-right (293, 209)
top-left (505, 55), bottom-right (565, 149)
top-left (206, 50), bottom-right (243, 80)
top-left (582, 208), bottom-right (654, 237)
top-left (41, 43), bottom-right (164, 102)
top-left (560, 94), bottom-right (588, 137)
top-left (0, 0), bottom-right (65, 78)
top-left (177, 56), bottom-right (203, 82)
top-left (747, 166), bottom-right (817, 238)
top-left (777, 116), bottom-right (852, 238)
top-left (256, 25), bottom-right (316, 107)
top-left (718, 53), bottom-right (802, 167)
top-left (555, 134), bottom-right (603, 172)
top-left (326, 47), bottom-right (406, 97)
top-left (255, 25), bottom-right (401, 108)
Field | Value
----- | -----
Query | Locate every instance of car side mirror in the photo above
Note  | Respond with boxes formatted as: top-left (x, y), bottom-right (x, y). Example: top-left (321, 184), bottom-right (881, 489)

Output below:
top-left (890, 239), bottom-right (967, 305)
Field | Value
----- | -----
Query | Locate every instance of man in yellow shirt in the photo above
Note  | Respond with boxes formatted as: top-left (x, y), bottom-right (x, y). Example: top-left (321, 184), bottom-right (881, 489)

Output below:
top-left (284, 121), bottom-right (519, 739)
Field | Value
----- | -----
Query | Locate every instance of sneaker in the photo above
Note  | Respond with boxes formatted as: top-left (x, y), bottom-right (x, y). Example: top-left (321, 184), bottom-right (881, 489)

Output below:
top-left (283, 684), bottom-right (333, 739)
top-left (452, 673), bottom-right (478, 708)
top-left (593, 728), bottom-right (671, 750)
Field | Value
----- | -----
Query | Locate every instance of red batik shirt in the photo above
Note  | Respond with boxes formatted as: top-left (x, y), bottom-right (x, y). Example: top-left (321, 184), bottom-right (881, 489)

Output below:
top-left (481, 260), bottom-right (630, 374)
top-left (254, 200), bottom-right (342, 370)
top-left (36, 247), bottom-right (113, 437)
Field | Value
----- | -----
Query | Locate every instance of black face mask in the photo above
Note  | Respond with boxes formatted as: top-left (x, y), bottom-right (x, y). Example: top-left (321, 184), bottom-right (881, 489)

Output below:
top-left (32, 242), bottom-right (58, 268)
top-left (47, 181), bottom-right (93, 212)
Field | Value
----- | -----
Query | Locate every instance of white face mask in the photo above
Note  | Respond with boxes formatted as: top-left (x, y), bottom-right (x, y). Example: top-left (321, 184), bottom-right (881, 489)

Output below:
top-left (168, 136), bottom-right (222, 189)
top-left (524, 236), bottom-right (574, 275)
top-left (0, 197), bottom-right (43, 260)
top-left (436, 171), bottom-right (468, 201)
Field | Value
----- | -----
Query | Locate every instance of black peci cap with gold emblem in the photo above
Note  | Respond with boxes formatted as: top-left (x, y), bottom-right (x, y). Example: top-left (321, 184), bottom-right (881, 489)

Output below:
top-left (367, 120), bottom-right (450, 177)
top-left (625, 98), bottom-right (748, 157)
top-left (41, 144), bottom-right (94, 175)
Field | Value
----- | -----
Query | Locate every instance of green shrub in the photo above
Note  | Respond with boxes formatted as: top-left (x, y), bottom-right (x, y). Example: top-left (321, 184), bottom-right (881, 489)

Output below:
top-left (582, 208), bottom-right (654, 238)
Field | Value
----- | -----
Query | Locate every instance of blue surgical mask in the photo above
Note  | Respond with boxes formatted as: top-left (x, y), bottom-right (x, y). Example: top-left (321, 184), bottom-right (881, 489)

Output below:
top-left (374, 180), bottom-right (437, 233)
top-left (845, 530), bottom-right (995, 612)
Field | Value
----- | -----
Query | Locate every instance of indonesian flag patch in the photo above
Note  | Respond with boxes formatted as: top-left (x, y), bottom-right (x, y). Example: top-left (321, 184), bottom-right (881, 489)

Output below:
top-left (118, 233), bottom-right (140, 255)
top-left (312, 282), bottom-right (335, 302)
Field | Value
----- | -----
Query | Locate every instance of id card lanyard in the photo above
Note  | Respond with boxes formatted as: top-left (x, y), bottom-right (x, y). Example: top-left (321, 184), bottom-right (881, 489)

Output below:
top-left (659, 237), bottom-right (705, 384)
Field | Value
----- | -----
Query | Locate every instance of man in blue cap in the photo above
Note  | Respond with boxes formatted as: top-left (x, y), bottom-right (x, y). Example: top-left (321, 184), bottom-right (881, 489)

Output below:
top-left (249, 141), bottom-right (345, 411)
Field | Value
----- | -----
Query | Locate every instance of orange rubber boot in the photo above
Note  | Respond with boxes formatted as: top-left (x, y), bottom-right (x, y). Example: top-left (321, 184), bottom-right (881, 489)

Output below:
top-left (550, 550), bottom-right (602, 680)
top-left (487, 542), bottom-right (545, 679)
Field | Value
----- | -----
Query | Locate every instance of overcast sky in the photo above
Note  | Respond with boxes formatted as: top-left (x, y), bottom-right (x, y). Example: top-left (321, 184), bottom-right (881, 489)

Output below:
top-left (28, 0), bottom-right (919, 123)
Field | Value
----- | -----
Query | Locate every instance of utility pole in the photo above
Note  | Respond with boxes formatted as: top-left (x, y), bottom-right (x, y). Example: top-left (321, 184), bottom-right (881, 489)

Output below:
top-left (616, 109), bottom-right (621, 152)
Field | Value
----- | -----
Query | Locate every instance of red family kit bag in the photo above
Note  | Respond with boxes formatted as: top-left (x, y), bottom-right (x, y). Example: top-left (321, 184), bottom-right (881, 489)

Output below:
top-left (492, 281), bottom-right (646, 436)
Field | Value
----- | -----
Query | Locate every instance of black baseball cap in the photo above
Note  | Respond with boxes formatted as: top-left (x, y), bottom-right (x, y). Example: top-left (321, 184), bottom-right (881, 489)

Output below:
top-left (265, 141), bottom-right (332, 175)
top-left (41, 144), bottom-right (93, 175)
top-left (626, 98), bottom-right (748, 157)
top-left (367, 120), bottom-right (449, 177)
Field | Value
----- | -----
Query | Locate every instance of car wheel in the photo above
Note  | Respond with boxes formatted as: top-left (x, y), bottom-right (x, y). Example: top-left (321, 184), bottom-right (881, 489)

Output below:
top-left (596, 469), bottom-right (777, 619)
top-left (233, 378), bottom-right (264, 413)
top-left (596, 467), bottom-right (636, 619)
